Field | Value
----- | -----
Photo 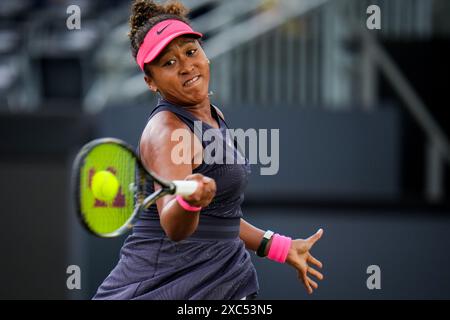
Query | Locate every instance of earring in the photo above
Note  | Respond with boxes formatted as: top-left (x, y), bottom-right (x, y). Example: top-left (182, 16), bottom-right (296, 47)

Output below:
top-left (207, 59), bottom-right (210, 64)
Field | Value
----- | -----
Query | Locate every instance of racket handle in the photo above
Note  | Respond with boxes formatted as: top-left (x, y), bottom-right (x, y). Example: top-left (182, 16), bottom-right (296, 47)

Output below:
top-left (172, 180), bottom-right (198, 196)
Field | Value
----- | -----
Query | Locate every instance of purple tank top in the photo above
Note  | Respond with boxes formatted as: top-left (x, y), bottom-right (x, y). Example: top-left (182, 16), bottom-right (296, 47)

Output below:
top-left (134, 98), bottom-right (251, 231)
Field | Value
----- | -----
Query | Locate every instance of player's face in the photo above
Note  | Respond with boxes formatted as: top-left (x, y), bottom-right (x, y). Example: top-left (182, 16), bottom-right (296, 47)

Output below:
top-left (145, 36), bottom-right (210, 106)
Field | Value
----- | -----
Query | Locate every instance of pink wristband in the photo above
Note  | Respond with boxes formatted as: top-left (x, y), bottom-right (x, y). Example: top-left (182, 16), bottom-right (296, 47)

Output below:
top-left (267, 233), bottom-right (292, 263)
top-left (176, 195), bottom-right (202, 212)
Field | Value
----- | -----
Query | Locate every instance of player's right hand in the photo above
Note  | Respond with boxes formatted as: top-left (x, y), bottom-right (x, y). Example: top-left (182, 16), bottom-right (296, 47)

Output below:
top-left (181, 174), bottom-right (216, 208)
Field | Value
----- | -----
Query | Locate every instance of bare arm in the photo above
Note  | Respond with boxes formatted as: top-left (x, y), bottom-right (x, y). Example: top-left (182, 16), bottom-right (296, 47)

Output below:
top-left (239, 218), bottom-right (273, 256)
top-left (240, 217), bottom-right (324, 295)
top-left (140, 111), bottom-right (216, 242)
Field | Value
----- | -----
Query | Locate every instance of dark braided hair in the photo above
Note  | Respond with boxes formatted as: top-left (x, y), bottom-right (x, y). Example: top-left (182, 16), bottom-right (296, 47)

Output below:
top-left (128, 0), bottom-right (193, 74)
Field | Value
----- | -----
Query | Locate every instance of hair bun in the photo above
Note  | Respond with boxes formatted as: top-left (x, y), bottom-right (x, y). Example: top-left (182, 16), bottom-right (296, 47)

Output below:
top-left (129, 0), bottom-right (164, 40)
top-left (164, 1), bottom-right (189, 17)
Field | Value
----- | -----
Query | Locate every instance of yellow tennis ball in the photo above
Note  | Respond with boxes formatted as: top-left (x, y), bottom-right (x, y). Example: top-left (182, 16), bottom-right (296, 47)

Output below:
top-left (91, 171), bottom-right (119, 202)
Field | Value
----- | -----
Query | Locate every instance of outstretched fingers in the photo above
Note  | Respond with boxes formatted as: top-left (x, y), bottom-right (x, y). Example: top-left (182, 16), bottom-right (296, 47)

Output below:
top-left (308, 266), bottom-right (324, 281)
top-left (297, 270), bottom-right (313, 294)
top-left (307, 228), bottom-right (323, 247)
top-left (307, 276), bottom-right (318, 290)
top-left (303, 276), bottom-right (314, 295)
top-left (308, 254), bottom-right (323, 269)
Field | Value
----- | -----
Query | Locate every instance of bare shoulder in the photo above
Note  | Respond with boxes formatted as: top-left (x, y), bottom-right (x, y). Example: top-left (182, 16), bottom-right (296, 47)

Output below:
top-left (142, 110), bottom-right (189, 140)
top-left (139, 109), bottom-right (202, 176)
top-left (140, 111), bottom-right (191, 155)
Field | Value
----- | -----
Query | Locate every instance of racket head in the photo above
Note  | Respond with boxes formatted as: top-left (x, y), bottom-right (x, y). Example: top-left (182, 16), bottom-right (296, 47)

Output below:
top-left (72, 138), bottom-right (145, 238)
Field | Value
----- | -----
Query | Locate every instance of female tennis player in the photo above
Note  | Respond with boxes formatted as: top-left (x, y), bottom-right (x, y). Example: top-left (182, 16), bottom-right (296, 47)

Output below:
top-left (93, 0), bottom-right (324, 300)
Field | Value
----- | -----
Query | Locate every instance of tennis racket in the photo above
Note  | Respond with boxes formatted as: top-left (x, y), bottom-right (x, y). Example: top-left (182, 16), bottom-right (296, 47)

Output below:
top-left (72, 137), bottom-right (198, 238)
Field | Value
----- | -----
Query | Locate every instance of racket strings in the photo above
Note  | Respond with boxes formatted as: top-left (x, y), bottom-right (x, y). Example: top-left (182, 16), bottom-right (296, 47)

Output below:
top-left (80, 143), bottom-right (136, 235)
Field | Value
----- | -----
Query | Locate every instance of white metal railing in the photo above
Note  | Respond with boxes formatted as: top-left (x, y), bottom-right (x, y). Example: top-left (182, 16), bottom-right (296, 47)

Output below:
top-left (207, 0), bottom-right (329, 107)
top-left (354, 14), bottom-right (449, 203)
top-left (191, 0), bottom-right (262, 36)
top-left (207, 0), bottom-right (434, 108)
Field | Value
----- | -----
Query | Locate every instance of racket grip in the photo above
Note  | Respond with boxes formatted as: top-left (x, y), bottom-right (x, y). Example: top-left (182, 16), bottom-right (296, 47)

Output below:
top-left (172, 180), bottom-right (198, 196)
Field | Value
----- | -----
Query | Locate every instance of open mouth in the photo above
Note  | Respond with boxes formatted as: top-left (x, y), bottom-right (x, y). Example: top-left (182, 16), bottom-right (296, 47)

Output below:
top-left (184, 75), bottom-right (201, 87)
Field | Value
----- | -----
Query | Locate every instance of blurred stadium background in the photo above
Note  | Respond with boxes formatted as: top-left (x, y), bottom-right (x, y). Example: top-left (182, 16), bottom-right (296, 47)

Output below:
top-left (0, 0), bottom-right (449, 299)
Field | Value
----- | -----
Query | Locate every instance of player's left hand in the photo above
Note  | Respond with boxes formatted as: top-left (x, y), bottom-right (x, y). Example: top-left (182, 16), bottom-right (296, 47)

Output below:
top-left (285, 229), bottom-right (324, 294)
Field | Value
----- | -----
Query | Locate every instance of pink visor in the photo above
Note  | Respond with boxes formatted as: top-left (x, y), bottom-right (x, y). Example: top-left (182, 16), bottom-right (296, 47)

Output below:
top-left (136, 19), bottom-right (203, 71)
